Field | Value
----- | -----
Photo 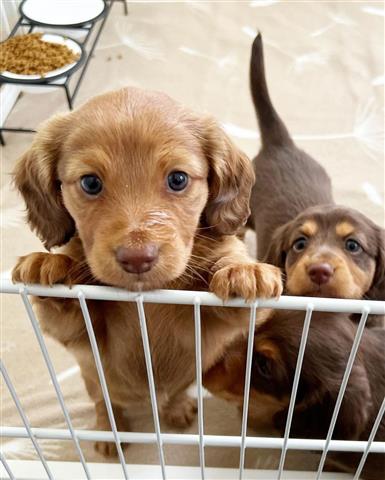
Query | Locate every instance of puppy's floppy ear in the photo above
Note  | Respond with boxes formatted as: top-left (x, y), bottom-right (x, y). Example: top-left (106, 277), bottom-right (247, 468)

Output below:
top-left (196, 117), bottom-right (255, 235)
top-left (264, 222), bottom-right (291, 267)
top-left (365, 227), bottom-right (385, 301)
top-left (203, 341), bottom-right (246, 396)
top-left (13, 114), bottom-right (75, 250)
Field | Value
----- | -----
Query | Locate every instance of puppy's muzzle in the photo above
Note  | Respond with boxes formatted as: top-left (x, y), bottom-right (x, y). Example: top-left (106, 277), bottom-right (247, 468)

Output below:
top-left (307, 262), bottom-right (334, 286)
top-left (116, 244), bottom-right (159, 274)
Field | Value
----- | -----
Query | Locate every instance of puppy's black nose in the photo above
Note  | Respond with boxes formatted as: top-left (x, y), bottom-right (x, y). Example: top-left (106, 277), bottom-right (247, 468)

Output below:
top-left (307, 263), bottom-right (333, 285)
top-left (116, 244), bottom-right (159, 274)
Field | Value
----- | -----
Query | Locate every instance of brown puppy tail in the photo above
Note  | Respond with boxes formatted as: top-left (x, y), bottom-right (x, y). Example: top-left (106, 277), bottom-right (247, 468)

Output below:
top-left (250, 33), bottom-right (293, 148)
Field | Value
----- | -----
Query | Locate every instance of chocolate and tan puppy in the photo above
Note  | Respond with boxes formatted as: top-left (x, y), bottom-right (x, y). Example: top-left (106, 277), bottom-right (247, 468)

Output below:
top-left (204, 312), bottom-right (385, 480)
top-left (249, 34), bottom-right (384, 313)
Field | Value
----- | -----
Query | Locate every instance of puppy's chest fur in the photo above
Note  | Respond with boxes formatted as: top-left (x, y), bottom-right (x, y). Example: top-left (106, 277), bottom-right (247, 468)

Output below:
top-left (71, 300), bottom-right (246, 408)
top-left (36, 235), bottom-right (250, 410)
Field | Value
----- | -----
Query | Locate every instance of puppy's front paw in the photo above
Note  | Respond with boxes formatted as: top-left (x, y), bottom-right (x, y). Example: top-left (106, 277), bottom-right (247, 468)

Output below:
top-left (95, 440), bottom-right (119, 458)
top-left (163, 394), bottom-right (197, 429)
top-left (12, 252), bottom-right (76, 286)
top-left (210, 263), bottom-right (282, 302)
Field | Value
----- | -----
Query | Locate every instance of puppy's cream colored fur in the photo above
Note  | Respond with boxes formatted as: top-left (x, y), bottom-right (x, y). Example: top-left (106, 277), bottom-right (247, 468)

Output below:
top-left (12, 87), bottom-right (282, 456)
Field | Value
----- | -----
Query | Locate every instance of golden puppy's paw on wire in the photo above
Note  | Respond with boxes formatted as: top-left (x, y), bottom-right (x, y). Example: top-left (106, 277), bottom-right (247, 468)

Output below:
top-left (12, 252), bottom-right (77, 286)
top-left (210, 262), bottom-right (283, 302)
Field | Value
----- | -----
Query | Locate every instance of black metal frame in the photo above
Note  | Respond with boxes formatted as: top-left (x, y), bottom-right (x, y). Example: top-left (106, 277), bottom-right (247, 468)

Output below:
top-left (0, 0), bottom-right (128, 146)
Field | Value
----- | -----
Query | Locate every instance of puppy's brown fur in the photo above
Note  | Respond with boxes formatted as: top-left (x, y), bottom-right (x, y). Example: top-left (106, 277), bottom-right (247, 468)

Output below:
top-left (204, 313), bottom-right (385, 480)
top-left (12, 87), bottom-right (282, 456)
top-left (248, 34), bottom-right (385, 307)
top-left (203, 35), bottom-right (385, 479)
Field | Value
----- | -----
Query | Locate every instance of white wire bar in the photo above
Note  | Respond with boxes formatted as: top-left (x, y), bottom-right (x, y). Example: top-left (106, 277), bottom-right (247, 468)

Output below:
top-left (77, 292), bottom-right (129, 480)
top-left (239, 302), bottom-right (258, 480)
top-left (0, 451), bottom-right (15, 480)
top-left (2, 280), bottom-right (384, 315)
top-left (136, 296), bottom-right (166, 480)
top-left (2, 425), bottom-right (384, 453)
top-left (315, 308), bottom-right (370, 480)
top-left (277, 304), bottom-right (314, 480)
top-left (353, 396), bottom-right (385, 480)
top-left (194, 298), bottom-right (205, 479)
top-left (19, 288), bottom-right (91, 480)
top-left (0, 361), bottom-right (53, 480)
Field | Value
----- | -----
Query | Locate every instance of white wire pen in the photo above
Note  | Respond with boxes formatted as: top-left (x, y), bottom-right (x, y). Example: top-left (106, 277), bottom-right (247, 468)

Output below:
top-left (194, 297), bottom-right (205, 479)
top-left (78, 291), bottom-right (129, 480)
top-left (1, 280), bottom-right (384, 479)
top-left (239, 302), bottom-right (258, 480)
top-left (19, 288), bottom-right (91, 480)
top-left (315, 307), bottom-right (370, 480)
top-left (277, 304), bottom-right (314, 480)
top-left (0, 360), bottom-right (53, 480)
top-left (136, 296), bottom-right (167, 480)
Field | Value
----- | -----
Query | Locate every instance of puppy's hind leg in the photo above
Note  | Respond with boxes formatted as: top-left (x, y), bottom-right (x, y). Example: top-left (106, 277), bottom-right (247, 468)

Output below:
top-left (93, 401), bottom-right (130, 457)
top-left (83, 371), bottom-right (130, 457)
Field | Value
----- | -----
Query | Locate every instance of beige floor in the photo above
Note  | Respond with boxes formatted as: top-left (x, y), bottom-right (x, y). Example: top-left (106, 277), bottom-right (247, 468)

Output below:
top-left (1, 0), bottom-right (384, 474)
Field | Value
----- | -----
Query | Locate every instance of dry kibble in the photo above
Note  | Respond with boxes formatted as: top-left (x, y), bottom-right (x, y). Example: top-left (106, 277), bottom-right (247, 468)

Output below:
top-left (0, 33), bottom-right (79, 76)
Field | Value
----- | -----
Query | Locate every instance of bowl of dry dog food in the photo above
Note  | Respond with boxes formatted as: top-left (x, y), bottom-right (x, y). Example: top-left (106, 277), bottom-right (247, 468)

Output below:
top-left (0, 32), bottom-right (85, 84)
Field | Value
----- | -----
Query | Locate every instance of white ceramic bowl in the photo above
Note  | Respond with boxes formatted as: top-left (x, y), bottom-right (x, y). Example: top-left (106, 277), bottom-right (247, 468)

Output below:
top-left (20, 0), bottom-right (106, 27)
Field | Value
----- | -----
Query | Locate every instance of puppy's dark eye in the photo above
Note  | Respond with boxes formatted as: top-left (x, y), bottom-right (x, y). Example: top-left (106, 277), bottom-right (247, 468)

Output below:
top-left (253, 353), bottom-right (271, 379)
top-left (292, 237), bottom-right (308, 252)
top-left (167, 171), bottom-right (189, 192)
top-left (345, 238), bottom-right (362, 253)
top-left (80, 175), bottom-right (103, 195)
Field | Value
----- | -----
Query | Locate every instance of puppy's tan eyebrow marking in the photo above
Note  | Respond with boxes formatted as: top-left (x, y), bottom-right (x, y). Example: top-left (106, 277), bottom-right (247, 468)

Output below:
top-left (299, 220), bottom-right (318, 237)
top-left (64, 150), bottom-right (112, 180)
top-left (255, 339), bottom-right (281, 361)
top-left (159, 151), bottom-right (207, 178)
top-left (336, 221), bottom-right (355, 238)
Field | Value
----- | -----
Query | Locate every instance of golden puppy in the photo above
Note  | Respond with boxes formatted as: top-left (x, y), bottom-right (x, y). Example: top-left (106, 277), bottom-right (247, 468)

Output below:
top-left (12, 87), bottom-right (282, 456)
